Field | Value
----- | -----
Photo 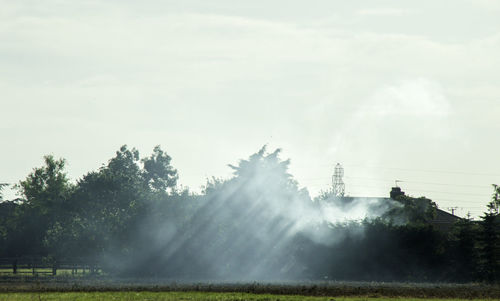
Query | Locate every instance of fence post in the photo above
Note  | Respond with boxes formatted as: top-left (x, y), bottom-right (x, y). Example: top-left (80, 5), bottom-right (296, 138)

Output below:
top-left (52, 260), bottom-right (57, 276)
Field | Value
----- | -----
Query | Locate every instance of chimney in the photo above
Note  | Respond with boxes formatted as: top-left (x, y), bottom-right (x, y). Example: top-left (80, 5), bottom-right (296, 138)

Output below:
top-left (390, 187), bottom-right (405, 199)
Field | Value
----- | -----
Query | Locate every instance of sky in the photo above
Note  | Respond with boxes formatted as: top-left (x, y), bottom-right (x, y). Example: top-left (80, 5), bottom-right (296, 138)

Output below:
top-left (1, 0), bottom-right (499, 218)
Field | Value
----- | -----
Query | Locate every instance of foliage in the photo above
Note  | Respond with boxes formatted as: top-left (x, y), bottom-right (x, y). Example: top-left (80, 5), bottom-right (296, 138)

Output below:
top-left (1, 156), bottom-right (74, 257)
top-left (0, 145), bottom-right (499, 283)
top-left (478, 214), bottom-right (500, 281)
top-left (383, 195), bottom-right (437, 225)
top-left (142, 145), bottom-right (178, 192)
top-left (0, 183), bottom-right (8, 201)
top-left (447, 217), bottom-right (481, 282)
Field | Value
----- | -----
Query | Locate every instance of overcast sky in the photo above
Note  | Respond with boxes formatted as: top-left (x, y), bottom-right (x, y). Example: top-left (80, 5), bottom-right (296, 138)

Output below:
top-left (1, 0), bottom-right (499, 218)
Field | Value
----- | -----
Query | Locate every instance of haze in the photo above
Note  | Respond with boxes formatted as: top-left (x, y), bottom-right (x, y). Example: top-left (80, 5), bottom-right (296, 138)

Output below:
top-left (1, 0), bottom-right (499, 217)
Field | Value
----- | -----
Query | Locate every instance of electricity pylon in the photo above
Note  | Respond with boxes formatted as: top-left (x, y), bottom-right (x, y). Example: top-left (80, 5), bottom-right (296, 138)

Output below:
top-left (332, 163), bottom-right (345, 197)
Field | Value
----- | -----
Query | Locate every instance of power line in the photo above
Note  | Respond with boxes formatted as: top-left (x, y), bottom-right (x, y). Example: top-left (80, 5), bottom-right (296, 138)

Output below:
top-left (343, 176), bottom-right (489, 188)
top-left (429, 197), bottom-right (488, 205)
top-left (297, 163), bottom-right (500, 177)
top-left (309, 182), bottom-right (488, 198)
top-left (300, 177), bottom-right (492, 195)
top-left (300, 175), bottom-right (493, 189)
top-left (404, 188), bottom-right (488, 197)
top-left (342, 164), bottom-right (500, 177)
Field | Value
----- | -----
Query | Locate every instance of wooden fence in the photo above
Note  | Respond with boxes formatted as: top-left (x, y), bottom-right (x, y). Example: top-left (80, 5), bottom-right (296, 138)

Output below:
top-left (0, 257), bottom-right (100, 276)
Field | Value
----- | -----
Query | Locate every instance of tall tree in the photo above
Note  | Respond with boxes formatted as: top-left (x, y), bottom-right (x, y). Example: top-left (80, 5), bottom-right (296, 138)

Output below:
top-left (65, 145), bottom-right (180, 264)
top-left (0, 200), bottom-right (19, 257)
top-left (0, 183), bottom-right (8, 201)
top-left (17, 155), bottom-right (72, 211)
top-left (478, 185), bottom-right (500, 282)
top-left (69, 146), bottom-right (145, 257)
top-left (12, 155), bottom-right (73, 256)
top-left (142, 145), bottom-right (178, 193)
top-left (448, 216), bottom-right (480, 282)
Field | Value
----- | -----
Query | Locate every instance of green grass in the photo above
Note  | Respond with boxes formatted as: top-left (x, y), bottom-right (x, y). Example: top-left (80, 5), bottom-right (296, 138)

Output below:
top-left (1, 280), bottom-right (498, 299)
top-left (0, 292), bottom-right (494, 301)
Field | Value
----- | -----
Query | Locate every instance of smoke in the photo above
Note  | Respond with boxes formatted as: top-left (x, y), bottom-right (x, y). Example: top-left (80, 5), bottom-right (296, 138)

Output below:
top-left (319, 196), bottom-right (402, 224)
top-left (102, 147), bottom-right (401, 280)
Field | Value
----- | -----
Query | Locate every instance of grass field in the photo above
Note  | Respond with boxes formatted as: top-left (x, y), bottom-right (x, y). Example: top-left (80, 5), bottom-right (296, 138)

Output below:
top-left (0, 292), bottom-right (496, 301)
top-left (1, 278), bottom-right (499, 300)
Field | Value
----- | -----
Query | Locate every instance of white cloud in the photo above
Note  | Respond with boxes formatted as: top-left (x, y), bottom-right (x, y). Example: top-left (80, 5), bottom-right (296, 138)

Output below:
top-left (356, 8), bottom-right (416, 17)
top-left (364, 79), bottom-right (451, 117)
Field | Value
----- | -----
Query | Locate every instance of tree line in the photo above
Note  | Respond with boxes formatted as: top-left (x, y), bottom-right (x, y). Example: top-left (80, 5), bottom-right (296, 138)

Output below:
top-left (0, 145), bottom-right (499, 282)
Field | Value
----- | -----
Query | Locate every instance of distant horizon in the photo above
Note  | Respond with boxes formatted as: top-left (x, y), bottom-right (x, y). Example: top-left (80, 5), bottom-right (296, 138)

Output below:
top-left (0, 145), bottom-right (495, 219)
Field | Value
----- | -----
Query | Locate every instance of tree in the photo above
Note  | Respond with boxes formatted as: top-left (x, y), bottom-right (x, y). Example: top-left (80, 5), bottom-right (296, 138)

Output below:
top-left (0, 183), bottom-right (8, 202)
top-left (142, 145), bottom-right (178, 193)
top-left (69, 146), bottom-right (146, 257)
top-left (64, 145), bottom-right (180, 267)
top-left (384, 194), bottom-right (437, 225)
top-left (487, 184), bottom-right (500, 215)
top-left (17, 155), bottom-right (72, 212)
top-left (10, 155), bottom-right (73, 257)
top-left (173, 146), bottom-right (313, 279)
top-left (0, 200), bottom-right (19, 257)
top-left (448, 216), bottom-right (480, 282)
top-left (478, 185), bottom-right (500, 282)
